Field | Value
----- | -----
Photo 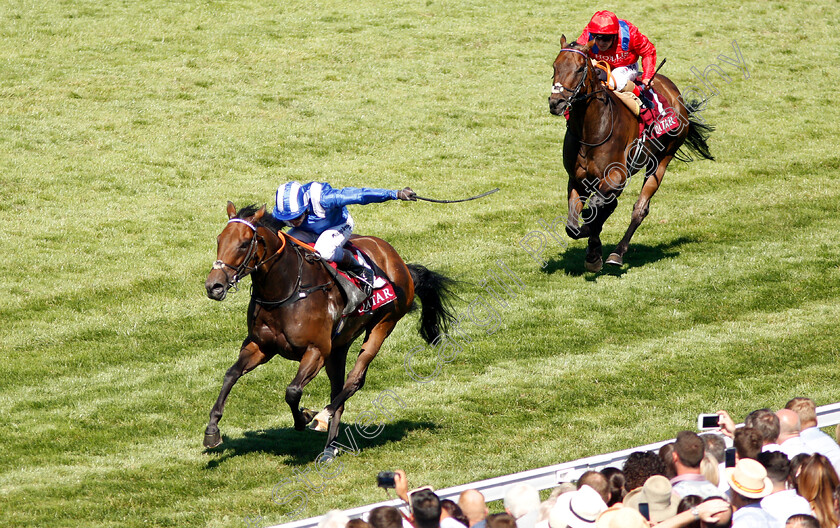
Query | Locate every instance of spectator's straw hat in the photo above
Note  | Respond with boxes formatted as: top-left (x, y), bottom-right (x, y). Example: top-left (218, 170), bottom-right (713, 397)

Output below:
top-left (595, 506), bottom-right (650, 528)
top-left (725, 458), bottom-right (773, 499)
top-left (548, 485), bottom-right (607, 528)
top-left (623, 475), bottom-right (679, 522)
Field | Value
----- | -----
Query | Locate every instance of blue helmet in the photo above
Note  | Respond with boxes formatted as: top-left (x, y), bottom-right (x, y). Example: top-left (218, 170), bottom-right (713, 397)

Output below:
top-left (273, 181), bottom-right (309, 221)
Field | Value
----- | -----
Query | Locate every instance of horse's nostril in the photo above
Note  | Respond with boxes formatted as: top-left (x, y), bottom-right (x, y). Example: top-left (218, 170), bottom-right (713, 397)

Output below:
top-left (206, 282), bottom-right (225, 299)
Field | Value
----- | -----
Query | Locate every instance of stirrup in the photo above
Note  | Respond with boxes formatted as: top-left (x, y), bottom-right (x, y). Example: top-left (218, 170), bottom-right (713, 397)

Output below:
top-left (341, 262), bottom-right (373, 297)
top-left (354, 269), bottom-right (374, 297)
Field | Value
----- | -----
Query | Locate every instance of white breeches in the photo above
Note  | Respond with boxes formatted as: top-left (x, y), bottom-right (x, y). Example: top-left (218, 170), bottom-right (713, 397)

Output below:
top-left (610, 64), bottom-right (640, 91)
top-left (288, 218), bottom-right (354, 262)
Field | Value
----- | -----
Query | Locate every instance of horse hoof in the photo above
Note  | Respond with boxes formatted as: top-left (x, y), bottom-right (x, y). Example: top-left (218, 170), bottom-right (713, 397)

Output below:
top-left (318, 446), bottom-right (338, 463)
top-left (204, 431), bottom-right (222, 448)
top-left (605, 253), bottom-right (623, 266)
top-left (308, 410), bottom-right (330, 432)
top-left (585, 258), bottom-right (603, 273)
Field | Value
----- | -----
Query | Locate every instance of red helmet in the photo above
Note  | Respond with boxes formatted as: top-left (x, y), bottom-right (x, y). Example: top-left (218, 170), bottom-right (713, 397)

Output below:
top-left (586, 10), bottom-right (619, 35)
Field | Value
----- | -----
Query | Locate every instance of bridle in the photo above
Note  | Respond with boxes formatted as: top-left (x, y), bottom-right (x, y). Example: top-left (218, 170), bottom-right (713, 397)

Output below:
top-left (551, 47), bottom-right (614, 147)
top-left (212, 218), bottom-right (332, 307)
top-left (212, 218), bottom-right (286, 293)
top-left (552, 48), bottom-right (596, 106)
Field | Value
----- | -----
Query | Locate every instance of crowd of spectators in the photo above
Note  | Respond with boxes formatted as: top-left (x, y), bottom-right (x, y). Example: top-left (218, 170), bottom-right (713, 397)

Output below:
top-left (316, 397), bottom-right (840, 528)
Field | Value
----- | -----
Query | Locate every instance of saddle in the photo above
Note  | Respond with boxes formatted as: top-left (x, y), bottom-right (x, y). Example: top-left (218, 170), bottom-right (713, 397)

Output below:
top-left (287, 237), bottom-right (396, 317)
top-left (633, 81), bottom-right (680, 138)
top-left (323, 243), bottom-right (396, 317)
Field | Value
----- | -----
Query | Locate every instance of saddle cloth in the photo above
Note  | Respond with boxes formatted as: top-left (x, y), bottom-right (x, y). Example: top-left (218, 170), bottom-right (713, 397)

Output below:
top-left (636, 82), bottom-right (681, 139)
top-left (324, 243), bottom-right (396, 317)
top-left (562, 84), bottom-right (681, 140)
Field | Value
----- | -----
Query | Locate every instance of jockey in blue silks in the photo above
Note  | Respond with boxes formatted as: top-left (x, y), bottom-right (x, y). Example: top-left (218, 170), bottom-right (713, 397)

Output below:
top-left (272, 182), bottom-right (416, 293)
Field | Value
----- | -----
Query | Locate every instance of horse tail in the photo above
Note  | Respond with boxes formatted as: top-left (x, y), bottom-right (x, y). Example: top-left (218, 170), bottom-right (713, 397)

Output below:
top-left (676, 99), bottom-right (715, 162)
top-left (407, 264), bottom-right (458, 344)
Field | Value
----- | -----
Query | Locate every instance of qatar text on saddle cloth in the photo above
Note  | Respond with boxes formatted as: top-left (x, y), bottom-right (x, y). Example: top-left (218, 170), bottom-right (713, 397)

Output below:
top-left (638, 85), bottom-right (680, 138)
top-left (326, 245), bottom-right (397, 316)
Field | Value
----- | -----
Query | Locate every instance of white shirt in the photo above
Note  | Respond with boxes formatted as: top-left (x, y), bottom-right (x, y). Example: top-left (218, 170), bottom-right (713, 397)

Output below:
top-left (442, 517), bottom-right (468, 528)
top-left (760, 489), bottom-right (813, 528)
top-left (762, 443), bottom-right (783, 453)
top-left (801, 426), bottom-right (840, 472)
top-left (779, 436), bottom-right (812, 460)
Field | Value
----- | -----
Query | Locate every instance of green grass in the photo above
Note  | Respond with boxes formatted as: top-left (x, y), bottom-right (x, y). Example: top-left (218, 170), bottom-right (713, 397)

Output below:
top-left (2, 0), bottom-right (840, 526)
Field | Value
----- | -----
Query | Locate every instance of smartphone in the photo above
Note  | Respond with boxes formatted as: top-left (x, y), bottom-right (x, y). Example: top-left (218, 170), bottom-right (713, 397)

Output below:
top-left (725, 447), bottom-right (736, 468)
top-left (377, 471), bottom-right (396, 489)
top-left (697, 413), bottom-right (720, 431)
top-left (638, 503), bottom-right (650, 521)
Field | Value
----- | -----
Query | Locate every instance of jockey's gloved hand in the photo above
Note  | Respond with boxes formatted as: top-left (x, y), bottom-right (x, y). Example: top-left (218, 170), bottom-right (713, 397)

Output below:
top-left (397, 187), bottom-right (417, 201)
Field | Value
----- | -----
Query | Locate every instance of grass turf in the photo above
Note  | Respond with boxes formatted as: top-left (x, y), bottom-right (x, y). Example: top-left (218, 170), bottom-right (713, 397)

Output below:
top-left (1, 0), bottom-right (839, 526)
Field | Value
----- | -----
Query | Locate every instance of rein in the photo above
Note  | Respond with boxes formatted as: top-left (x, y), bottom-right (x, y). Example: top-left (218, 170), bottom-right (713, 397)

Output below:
top-left (251, 233), bottom-right (332, 307)
top-left (553, 48), bottom-right (614, 147)
top-left (250, 240), bottom-right (332, 308)
top-left (211, 219), bottom-right (339, 308)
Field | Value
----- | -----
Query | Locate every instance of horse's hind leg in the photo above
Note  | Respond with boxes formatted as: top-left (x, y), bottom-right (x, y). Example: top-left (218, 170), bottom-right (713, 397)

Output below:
top-left (204, 340), bottom-right (268, 448)
top-left (608, 155), bottom-right (674, 266)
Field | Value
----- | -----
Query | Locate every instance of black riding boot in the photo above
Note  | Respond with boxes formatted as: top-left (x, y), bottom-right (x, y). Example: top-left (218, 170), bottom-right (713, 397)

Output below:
top-left (339, 252), bottom-right (373, 297)
top-left (640, 91), bottom-right (655, 110)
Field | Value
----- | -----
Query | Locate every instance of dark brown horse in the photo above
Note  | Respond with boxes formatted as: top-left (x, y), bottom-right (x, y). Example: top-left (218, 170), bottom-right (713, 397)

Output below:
top-left (204, 202), bottom-right (455, 459)
top-left (548, 37), bottom-right (714, 271)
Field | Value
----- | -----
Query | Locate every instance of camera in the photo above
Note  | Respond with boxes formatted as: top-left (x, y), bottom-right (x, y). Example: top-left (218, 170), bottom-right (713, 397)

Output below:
top-left (725, 447), bottom-right (736, 468)
top-left (697, 413), bottom-right (720, 431)
top-left (377, 471), bottom-right (396, 489)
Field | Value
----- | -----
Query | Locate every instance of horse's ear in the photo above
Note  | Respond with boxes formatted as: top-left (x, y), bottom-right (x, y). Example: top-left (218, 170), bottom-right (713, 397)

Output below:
top-left (560, 34), bottom-right (567, 48)
top-left (255, 205), bottom-right (266, 221)
top-left (226, 201), bottom-right (237, 219)
top-left (583, 39), bottom-right (594, 52)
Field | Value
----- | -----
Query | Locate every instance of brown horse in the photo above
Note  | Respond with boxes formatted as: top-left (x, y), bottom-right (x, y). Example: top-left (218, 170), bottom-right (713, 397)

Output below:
top-left (548, 37), bottom-right (714, 271)
top-left (204, 202), bottom-right (455, 460)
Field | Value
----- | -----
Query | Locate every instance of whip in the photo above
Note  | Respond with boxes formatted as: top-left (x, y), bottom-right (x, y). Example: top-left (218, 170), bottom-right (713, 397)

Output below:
top-left (414, 188), bottom-right (499, 204)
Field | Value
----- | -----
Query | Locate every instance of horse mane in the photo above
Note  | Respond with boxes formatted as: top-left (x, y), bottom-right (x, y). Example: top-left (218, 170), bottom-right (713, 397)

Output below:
top-left (236, 204), bottom-right (285, 234)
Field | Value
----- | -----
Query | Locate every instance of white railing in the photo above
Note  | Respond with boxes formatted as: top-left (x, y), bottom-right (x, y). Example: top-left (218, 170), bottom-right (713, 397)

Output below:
top-left (269, 402), bottom-right (840, 528)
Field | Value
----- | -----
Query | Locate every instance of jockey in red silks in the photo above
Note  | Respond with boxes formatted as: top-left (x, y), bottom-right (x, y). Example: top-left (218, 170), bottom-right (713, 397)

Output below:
top-left (576, 10), bottom-right (656, 106)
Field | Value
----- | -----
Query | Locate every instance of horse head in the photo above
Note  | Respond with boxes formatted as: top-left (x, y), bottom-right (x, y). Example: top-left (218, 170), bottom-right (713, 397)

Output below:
top-left (206, 201), bottom-right (271, 301)
top-left (549, 36), bottom-right (597, 116)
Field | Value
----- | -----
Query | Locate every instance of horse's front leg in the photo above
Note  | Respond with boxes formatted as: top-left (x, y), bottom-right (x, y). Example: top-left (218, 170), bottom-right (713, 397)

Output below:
top-left (315, 317), bottom-right (398, 459)
top-left (204, 340), bottom-right (269, 448)
top-left (582, 186), bottom-right (620, 273)
top-left (310, 343), bottom-right (351, 460)
top-left (285, 345), bottom-right (327, 431)
top-left (566, 184), bottom-right (590, 240)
